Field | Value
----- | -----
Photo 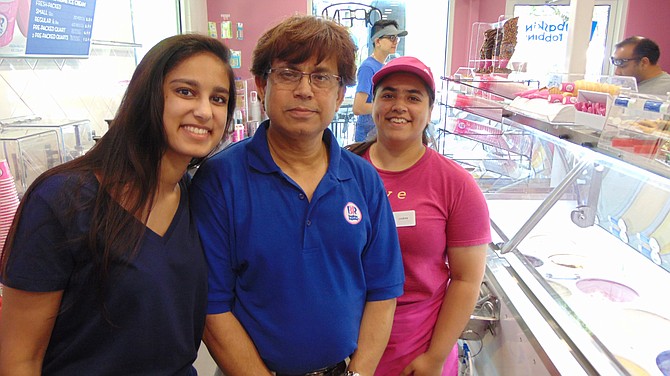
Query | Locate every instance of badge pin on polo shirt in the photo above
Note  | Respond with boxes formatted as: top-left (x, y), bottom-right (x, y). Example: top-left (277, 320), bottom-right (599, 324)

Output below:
top-left (344, 202), bottom-right (362, 224)
top-left (393, 210), bottom-right (416, 227)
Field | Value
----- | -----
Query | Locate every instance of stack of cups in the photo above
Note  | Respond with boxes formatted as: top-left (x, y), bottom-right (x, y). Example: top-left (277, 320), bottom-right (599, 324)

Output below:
top-left (0, 159), bottom-right (20, 253)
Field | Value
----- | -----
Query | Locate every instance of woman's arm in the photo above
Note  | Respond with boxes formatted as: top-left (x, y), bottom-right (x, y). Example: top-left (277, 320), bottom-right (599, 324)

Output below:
top-left (402, 244), bottom-right (487, 376)
top-left (0, 286), bottom-right (63, 376)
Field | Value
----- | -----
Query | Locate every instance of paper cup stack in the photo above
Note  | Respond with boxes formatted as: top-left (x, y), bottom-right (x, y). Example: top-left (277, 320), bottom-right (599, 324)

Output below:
top-left (0, 159), bottom-right (20, 252)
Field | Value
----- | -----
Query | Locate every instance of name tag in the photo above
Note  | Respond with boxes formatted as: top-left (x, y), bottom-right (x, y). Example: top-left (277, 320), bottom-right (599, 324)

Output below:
top-left (393, 210), bottom-right (416, 227)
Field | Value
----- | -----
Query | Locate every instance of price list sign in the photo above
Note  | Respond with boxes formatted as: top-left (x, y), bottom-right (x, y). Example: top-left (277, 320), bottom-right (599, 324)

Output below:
top-left (25, 0), bottom-right (96, 56)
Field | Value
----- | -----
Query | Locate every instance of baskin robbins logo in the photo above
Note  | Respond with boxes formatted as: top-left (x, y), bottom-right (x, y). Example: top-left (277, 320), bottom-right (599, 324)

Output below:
top-left (343, 202), bottom-right (362, 225)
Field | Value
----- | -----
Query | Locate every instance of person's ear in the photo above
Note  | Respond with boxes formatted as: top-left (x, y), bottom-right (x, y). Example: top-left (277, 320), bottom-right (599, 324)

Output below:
top-left (640, 56), bottom-right (651, 67)
top-left (255, 75), bottom-right (267, 102)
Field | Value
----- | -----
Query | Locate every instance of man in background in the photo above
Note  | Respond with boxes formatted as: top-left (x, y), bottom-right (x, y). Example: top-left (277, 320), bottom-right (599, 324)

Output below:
top-left (612, 36), bottom-right (670, 96)
top-left (353, 19), bottom-right (407, 141)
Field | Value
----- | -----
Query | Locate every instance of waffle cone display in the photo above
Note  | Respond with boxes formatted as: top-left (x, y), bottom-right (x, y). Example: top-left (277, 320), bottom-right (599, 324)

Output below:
top-left (476, 17), bottom-right (518, 74)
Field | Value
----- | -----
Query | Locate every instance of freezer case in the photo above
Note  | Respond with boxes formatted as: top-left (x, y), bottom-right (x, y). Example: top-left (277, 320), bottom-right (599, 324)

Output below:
top-left (450, 108), bottom-right (670, 375)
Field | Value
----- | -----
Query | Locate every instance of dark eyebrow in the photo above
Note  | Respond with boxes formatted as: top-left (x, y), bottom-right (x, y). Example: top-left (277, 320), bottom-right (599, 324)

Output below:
top-left (278, 64), bottom-right (334, 74)
top-left (380, 86), bottom-right (426, 96)
top-left (168, 78), bottom-right (230, 95)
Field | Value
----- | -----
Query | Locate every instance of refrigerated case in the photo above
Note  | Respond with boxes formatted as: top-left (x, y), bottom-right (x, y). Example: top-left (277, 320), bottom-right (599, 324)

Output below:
top-left (441, 80), bottom-right (670, 375)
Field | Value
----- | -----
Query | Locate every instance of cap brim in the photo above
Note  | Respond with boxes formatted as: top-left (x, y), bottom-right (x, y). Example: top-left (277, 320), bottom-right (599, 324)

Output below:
top-left (372, 57), bottom-right (435, 93)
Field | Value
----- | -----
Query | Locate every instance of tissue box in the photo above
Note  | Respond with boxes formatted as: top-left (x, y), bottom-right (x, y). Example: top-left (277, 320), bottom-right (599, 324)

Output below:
top-left (574, 90), bottom-right (613, 131)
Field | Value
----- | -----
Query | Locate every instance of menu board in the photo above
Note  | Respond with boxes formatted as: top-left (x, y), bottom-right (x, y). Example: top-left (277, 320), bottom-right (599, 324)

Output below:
top-left (0, 0), bottom-right (96, 57)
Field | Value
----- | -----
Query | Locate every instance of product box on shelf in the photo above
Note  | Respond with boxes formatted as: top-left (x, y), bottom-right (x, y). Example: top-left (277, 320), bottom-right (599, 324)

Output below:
top-left (574, 90), bottom-right (613, 131)
top-left (474, 75), bottom-right (538, 100)
top-left (598, 92), bottom-right (670, 170)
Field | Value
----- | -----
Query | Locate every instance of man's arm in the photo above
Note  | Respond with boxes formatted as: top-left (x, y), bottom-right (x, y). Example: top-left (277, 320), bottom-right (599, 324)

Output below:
top-left (353, 92), bottom-right (373, 116)
top-left (203, 312), bottom-right (273, 376)
top-left (346, 298), bottom-right (396, 376)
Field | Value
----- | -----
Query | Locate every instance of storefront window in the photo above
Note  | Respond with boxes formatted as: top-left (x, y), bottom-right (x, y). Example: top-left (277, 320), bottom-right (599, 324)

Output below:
top-left (505, 0), bottom-right (624, 80)
top-left (312, 0), bottom-right (450, 92)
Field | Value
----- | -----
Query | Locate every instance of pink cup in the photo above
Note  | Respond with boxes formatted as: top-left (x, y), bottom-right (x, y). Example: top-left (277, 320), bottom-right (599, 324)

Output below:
top-left (0, 0), bottom-right (18, 47)
top-left (0, 159), bottom-right (13, 181)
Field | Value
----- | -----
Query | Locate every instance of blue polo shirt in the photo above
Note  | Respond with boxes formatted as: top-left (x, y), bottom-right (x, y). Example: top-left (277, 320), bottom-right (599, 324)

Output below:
top-left (190, 121), bottom-right (404, 374)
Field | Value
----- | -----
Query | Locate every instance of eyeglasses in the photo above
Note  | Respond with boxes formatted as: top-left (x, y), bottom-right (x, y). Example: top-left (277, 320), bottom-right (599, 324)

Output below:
top-left (610, 56), bottom-right (641, 67)
top-left (380, 35), bottom-right (399, 43)
top-left (267, 68), bottom-right (342, 90)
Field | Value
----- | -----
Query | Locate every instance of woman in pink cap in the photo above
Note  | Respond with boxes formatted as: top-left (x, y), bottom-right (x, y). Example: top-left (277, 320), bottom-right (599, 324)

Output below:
top-left (348, 56), bottom-right (491, 376)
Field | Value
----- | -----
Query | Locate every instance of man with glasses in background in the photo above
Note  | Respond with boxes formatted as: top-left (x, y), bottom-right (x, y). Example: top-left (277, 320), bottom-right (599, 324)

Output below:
top-left (190, 14), bottom-right (404, 376)
top-left (612, 36), bottom-right (670, 96)
top-left (353, 19), bottom-right (408, 141)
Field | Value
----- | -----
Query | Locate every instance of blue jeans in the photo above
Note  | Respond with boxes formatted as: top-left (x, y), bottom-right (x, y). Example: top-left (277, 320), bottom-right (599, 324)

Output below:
top-left (354, 122), bottom-right (375, 142)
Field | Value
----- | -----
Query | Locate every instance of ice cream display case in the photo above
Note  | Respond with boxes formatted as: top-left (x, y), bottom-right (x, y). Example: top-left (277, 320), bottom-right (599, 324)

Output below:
top-left (444, 98), bottom-right (670, 375)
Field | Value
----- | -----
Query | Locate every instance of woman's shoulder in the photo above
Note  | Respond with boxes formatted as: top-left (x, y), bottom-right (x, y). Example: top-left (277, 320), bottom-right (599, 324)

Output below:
top-left (30, 171), bottom-right (97, 204)
top-left (426, 147), bottom-right (472, 173)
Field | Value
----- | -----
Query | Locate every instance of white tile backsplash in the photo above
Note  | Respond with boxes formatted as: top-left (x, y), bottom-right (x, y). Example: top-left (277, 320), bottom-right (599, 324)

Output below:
top-left (0, 47), bottom-right (136, 137)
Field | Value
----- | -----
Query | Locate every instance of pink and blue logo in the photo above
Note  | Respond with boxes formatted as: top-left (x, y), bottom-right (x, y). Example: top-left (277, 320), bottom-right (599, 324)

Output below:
top-left (343, 202), bottom-right (362, 225)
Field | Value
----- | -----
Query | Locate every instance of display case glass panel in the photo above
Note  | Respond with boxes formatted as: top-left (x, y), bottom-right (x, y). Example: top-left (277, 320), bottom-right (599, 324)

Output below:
top-left (439, 82), bottom-right (670, 374)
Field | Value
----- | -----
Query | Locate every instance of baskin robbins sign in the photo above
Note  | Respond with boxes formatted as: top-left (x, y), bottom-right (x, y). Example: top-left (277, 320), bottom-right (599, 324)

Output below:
top-left (520, 16), bottom-right (597, 44)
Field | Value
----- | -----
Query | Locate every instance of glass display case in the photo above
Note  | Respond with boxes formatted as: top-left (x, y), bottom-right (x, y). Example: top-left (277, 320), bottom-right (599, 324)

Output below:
top-left (0, 127), bottom-right (61, 197)
top-left (468, 17), bottom-right (520, 75)
top-left (436, 75), bottom-right (539, 189)
top-left (1, 117), bottom-right (95, 163)
top-left (440, 87), bottom-right (670, 375)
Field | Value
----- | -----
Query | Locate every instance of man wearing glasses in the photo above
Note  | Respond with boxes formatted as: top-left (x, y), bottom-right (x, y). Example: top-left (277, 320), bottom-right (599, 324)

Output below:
top-left (190, 15), bottom-right (404, 376)
top-left (612, 36), bottom-right (670, 96)
top-left (353, 19), bottom-right (408, 141)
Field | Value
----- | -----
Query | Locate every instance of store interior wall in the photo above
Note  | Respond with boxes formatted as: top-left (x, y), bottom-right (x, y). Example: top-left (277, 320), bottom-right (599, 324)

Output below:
top-left (622, 0), bottom-right (670, 73)
top-left (3, 0), bottom-right (668, 139)
top-left (0, 0), bottom-right (180, 137)
top-left (449, 0), bottom-right (670, 76)
top-left (205, 0), bottom-right (309, 81)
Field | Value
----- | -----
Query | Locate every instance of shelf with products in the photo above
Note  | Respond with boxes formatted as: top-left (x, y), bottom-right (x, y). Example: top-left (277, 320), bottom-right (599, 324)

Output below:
top-left (462, 105), bottom-right (670, 375)
top-left (598, 90), bottom-right (670, 179)
top-left (436, 76), bottom-right (542, 190)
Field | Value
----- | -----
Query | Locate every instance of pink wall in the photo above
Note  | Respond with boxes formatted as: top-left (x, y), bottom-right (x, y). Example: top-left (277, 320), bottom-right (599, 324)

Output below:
top-left (205, 0), bottom-right (308, 81)
top-left (624, 0), bottom-right (670, 72)
top-left (449, 0), bottom-right (670, 75)
top-left (450, 0), bottom-right (505, 73)
top-left (204, 0), bottom-right (670, 78)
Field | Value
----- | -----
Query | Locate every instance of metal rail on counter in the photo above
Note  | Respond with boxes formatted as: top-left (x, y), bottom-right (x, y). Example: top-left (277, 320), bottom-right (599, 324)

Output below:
top-left (502, 109), bottom-right (670, 181)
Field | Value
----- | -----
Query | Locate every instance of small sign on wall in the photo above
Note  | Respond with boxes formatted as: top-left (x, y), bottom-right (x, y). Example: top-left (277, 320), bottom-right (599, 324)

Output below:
top-left (236, 22), bottom-right (243, 40)
top-left (221, 14), bottom-right (232, 39)
top-left (230, 49), bottom-right (241, 69)
top-left (208, 22), bottom-right (217, 38)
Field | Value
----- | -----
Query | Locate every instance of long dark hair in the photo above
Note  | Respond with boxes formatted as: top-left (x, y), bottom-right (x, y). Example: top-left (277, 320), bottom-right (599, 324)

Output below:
top-left (1, 34), bottom-right (236, 304)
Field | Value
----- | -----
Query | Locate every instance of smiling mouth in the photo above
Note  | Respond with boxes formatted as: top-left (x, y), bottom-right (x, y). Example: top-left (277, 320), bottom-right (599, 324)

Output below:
top-left (183, 125), bottom-right (210, 135)
top-left (389, 118), bottom-right (409, 124)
